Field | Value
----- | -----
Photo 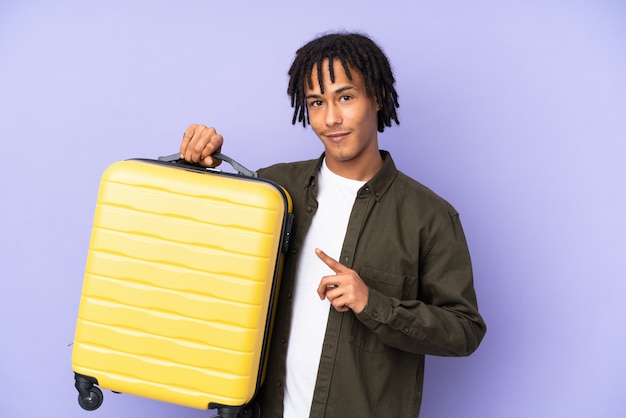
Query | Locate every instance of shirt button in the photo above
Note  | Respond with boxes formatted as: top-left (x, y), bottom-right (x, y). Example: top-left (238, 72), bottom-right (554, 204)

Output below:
top-left (306, 206), bottom-right (313, 213)
top-left (276, 381), bottom-right (282, 388)
top-left (372, 311), bottom-right (379, 318)
top-left (404, 327), bottom-right (410, 334)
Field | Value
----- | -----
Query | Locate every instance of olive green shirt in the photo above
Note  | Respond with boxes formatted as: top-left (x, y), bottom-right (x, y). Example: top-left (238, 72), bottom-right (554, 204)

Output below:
top-left (253, 151), bottom-right (486, 417)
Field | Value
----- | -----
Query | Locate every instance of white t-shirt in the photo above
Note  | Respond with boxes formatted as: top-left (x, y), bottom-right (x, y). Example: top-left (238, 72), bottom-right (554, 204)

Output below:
top-left (283, 159), bottom-right (365, 418)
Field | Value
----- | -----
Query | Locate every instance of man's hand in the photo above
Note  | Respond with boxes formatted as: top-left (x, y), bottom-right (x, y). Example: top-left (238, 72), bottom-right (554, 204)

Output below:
top-left (180, 124), bottom-right (224, 167)
top-left (316, 248), bottom-right (369, 313)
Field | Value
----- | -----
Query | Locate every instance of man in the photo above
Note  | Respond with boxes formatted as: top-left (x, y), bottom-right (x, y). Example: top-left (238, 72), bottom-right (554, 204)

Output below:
top-left (180, 32), bottom-right (486, 418)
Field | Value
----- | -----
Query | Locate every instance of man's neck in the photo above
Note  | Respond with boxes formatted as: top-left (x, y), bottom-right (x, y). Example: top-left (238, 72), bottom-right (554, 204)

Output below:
top-left (324, 150), bottom-right (383, 182)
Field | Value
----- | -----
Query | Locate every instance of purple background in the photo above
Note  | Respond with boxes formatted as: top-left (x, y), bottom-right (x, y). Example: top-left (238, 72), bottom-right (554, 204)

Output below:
top-left (1, 1), bottom-right (625, 417)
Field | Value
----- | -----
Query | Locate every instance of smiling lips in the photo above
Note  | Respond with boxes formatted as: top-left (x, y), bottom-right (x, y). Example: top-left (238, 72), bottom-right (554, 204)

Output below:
top-left (324, 131), bottom-right (350, 142)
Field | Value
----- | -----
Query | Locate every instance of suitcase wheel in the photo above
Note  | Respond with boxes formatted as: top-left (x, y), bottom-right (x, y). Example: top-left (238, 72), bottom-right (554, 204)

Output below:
top-left (77, 385), bottom-right (103, 411)
top-left (74, 373), bottom-right (103, 411)
top-left (237, 401), bottom-right (261, 418)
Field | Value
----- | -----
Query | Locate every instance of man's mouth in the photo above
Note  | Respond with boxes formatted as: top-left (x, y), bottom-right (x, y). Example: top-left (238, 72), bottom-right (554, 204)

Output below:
top-left (324, 131), bottom-right (350, 142)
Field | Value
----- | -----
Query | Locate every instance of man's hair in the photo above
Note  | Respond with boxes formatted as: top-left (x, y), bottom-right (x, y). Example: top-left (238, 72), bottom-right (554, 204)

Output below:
top-left (287, 32), bottom-right (400, 132)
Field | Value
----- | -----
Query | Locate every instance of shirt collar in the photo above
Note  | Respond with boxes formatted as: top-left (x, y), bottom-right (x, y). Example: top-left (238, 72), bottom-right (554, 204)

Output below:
top-left (305, 150), bottom-right (398, 201)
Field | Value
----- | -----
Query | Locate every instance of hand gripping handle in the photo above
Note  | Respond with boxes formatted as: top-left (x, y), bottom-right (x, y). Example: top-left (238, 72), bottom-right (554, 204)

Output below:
top-left (158, 152), bottom-right (258, 178)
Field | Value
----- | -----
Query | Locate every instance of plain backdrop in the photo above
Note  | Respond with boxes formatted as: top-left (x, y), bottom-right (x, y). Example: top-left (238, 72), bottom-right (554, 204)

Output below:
top-left (1, 1), bottom-right (625, 417)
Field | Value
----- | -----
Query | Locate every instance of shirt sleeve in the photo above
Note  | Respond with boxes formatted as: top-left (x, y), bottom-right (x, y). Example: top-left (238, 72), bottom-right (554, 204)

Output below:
top-left (356, 213), bottom-right (486, 357)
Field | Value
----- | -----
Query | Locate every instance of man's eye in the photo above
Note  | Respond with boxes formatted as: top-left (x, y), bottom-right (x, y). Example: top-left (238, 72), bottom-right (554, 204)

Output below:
top-left (309, 100), bottom-right (323, 107)
top-left (340, 95), bottom-right (352, 101)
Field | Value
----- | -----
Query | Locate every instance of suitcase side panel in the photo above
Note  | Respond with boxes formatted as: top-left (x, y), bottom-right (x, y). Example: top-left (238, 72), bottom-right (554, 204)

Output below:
top-left (72, 160), bottom-right (290, 409)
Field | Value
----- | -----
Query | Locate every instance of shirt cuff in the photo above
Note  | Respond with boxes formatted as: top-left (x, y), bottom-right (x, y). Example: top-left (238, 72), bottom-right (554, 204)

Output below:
top-left (357, 288), bottom-right (391, 328)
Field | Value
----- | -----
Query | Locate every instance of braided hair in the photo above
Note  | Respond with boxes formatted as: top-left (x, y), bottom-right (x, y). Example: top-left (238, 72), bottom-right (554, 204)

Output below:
top-left (287, 32), bottom-right (400, 132)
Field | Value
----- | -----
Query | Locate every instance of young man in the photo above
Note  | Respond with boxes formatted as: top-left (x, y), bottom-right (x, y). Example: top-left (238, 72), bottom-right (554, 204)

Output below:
top-left (180, 32), bottom-right (486, 418)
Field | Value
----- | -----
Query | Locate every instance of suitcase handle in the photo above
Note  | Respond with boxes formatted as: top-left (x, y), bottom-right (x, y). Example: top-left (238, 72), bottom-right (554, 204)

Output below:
top-left (158, 152), bottom-right (258, 178)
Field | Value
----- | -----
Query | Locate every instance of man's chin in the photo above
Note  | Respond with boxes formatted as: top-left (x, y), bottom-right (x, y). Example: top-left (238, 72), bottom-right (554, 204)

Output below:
top-left (322, 143), bottom-right (352, 161)
top-left (325, 151), bottom-right (354, 163)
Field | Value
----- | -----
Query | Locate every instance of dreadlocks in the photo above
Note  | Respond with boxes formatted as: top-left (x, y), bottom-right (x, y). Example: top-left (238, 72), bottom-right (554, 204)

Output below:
top-left (287, 32), bottom-right (400, 132)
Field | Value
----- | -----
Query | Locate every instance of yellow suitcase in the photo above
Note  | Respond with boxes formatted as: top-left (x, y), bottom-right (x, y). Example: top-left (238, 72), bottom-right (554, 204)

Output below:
top-left (71, 153), bottom-right (293, 417)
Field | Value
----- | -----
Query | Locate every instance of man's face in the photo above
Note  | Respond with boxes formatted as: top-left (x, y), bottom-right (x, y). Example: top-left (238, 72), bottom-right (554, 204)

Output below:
top-left (305, 59), bottom-right (380, 179)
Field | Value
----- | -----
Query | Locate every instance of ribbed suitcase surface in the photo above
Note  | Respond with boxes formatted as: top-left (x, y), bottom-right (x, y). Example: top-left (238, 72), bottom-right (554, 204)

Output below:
top-left (72, 159), bottom-right (292, 410)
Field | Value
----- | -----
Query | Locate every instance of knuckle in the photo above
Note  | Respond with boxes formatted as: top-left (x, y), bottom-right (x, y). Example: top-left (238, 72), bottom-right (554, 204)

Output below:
top-left (192, 141), bottom-right (206, 153)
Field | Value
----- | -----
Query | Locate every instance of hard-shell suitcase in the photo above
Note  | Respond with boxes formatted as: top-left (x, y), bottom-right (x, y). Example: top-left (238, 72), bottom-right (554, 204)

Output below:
top-left (71, 153), bottom-right (293, 417)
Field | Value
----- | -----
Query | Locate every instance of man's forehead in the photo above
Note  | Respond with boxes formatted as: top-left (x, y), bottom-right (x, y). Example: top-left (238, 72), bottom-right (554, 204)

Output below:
top-left (305, 58), bottom-right (359, 92)
top-left (308, 58), bottom-right (354, 78)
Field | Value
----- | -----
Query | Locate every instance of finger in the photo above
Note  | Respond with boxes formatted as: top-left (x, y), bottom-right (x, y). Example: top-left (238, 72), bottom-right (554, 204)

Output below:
top-left (183, 124), bottom-right (208, 162)
top-left (201, 154), bottom-right (222, 168)
top-left (326, 289), bottom-right (350, 312)
top-left (317, 278), bottom-right (339, 300)
top-left (315, 248), bottom-right (346, 274)
top-left (199, 134), bottom-right (223, 167)
top-left (191, 126), bottom-right (211, 163)
top-left (180, 124), bottom-right (199, 158)
top-left (179, 124), bottom-right (225, 166)
top-left (334, 304), bottom-right (350, 313)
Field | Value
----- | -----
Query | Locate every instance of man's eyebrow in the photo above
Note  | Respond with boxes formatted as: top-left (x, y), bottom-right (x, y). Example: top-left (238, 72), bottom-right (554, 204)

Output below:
top-left (334, 85), bottom-right (356, 94)
top-left (305, 85), bottom-right (356, 100)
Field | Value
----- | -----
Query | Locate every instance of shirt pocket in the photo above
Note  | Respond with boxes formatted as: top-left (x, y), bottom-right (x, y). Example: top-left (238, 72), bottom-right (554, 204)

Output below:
top-left (359, 265), bottom-right (418, 300)
top-left (349, 265), bottom-right (418, 353)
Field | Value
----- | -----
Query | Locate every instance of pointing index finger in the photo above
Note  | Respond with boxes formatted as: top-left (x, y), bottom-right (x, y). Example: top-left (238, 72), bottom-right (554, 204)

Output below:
top-left (315, 248), bottom-right (345, 273)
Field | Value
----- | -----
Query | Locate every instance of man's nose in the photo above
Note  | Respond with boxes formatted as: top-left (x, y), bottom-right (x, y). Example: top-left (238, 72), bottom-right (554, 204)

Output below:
top-left (325, 103), bottom-right (342, 126)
